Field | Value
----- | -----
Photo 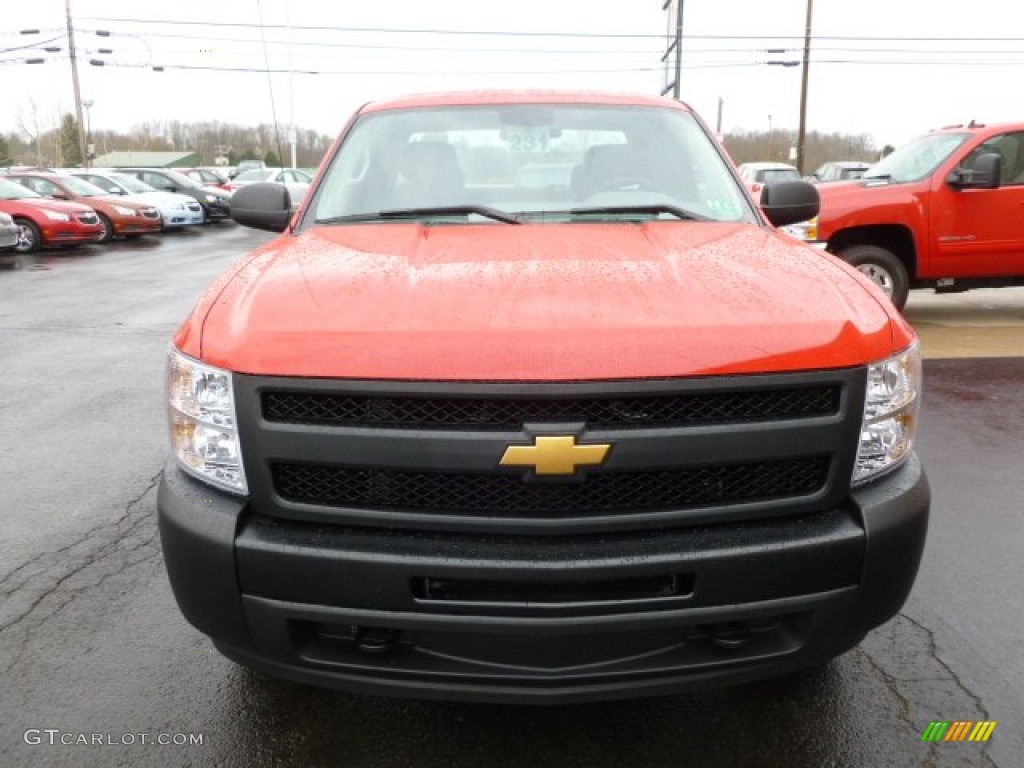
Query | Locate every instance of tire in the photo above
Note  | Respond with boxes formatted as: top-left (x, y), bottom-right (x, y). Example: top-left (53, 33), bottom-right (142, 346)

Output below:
top-left (96, 213), bottom-right (114, 243)
top-left (14, 218), bottom-right (41, 253)
top-left (840, 244), bottom-right (910, 310)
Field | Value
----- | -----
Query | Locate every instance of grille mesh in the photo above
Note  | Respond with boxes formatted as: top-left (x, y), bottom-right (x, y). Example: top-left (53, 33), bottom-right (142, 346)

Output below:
top-left (263, 386), bottom-right (839, 430)
top-left (272, 457), bottom-right (829, 516)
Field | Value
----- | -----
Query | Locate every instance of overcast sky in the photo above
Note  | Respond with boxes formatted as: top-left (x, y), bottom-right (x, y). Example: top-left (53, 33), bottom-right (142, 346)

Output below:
top-left (1, 0), bottom-right (1020, 151)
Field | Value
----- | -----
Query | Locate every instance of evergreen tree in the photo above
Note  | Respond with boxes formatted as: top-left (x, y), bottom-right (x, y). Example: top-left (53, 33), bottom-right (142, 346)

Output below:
top-left (59, 113), bottom-right (82, 167)
top-left (0, 135), bottom-right (14, 167)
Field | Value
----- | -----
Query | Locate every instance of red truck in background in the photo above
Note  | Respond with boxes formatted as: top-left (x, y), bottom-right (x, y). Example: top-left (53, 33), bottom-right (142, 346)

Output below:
top-left (800, 121), bottom-right (1024, 309)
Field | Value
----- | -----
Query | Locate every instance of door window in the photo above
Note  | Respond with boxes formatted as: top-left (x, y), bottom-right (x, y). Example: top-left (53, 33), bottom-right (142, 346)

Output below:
top-left (961, 132), bottom-right (1024, 185)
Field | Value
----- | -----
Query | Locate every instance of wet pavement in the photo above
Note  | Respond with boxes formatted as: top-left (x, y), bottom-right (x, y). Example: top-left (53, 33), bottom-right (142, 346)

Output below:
top-left (1, 229), bottom-right (1022, 767)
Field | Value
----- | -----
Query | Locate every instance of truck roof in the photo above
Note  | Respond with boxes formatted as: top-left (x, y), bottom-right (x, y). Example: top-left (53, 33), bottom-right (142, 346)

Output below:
top-left (360, 90), bottom-right (694, 114)
top-left (931, 121), bottom-right (1024, 135)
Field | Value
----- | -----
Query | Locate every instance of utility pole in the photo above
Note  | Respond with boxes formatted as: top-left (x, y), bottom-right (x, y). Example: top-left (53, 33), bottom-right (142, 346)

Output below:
top-left (64, 0), bottom-right (89, 168)
top-left (796, 0), bottom-right (813, 175)
top-left (660, 0), bottom-right (684, 99)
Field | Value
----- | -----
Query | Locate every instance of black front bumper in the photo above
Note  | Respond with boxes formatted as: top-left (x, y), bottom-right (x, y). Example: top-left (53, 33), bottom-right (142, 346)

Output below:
top-left (158, 455), bottom-right (929, 704)
top-left (200, 198), bottom-right (231, 219)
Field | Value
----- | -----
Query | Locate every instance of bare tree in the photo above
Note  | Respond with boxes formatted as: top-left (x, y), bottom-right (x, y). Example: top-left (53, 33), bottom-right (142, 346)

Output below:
top-left (16, 95), bottom-right (50, 167)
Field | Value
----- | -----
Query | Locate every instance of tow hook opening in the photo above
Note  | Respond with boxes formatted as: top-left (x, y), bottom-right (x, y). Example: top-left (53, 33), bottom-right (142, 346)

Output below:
top-left (710, 621), bottom-right (755, 650)
top-left (353, 626), bottom-right (401, 655)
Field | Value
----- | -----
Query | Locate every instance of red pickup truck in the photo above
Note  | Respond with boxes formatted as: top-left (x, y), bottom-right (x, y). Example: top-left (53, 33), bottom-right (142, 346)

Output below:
top-left (159, 91), bottom-right (929, 703)
top-left (803, 121), bottom-right (1024, 309)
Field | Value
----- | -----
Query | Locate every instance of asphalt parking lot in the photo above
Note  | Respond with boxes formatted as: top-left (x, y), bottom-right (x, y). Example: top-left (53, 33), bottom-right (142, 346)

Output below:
top-left (1, 228), bottom-right (1022, 767)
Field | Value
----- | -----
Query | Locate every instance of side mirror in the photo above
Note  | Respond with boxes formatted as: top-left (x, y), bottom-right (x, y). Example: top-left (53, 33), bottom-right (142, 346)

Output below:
top-left (759, 180), bottom-right (820, 228)
top-left (231, 182), bottom-right (292, 232)
top-left (947, 152), bottom-right (1001, 190)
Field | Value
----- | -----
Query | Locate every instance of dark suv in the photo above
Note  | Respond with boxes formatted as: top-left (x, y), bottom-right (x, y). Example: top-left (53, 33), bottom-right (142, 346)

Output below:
top-left (115, 168), bottom-right (231, 221)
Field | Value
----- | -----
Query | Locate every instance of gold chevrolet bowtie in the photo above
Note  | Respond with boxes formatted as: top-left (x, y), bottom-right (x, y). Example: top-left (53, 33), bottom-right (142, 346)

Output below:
top-left (499, 435), bottom-right (611, 476)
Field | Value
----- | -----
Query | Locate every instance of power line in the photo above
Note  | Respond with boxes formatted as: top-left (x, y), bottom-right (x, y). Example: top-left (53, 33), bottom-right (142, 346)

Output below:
top-left (110, 62), bottom-right (662, 75)
top-left (255, 0), bottom-right (284, 165)
top-left (79, 17), bottom-right (668, 38)
top-left (0, 35), bottom-right (63, 54)
top-left (77, 18), bottom-right (1024, 43)
top-left (75, 57), bottom-right (1024, 75)
top-left (92, 28), bottom-right (663, 55)
top-left (76, 28), bottom-right (1024, 58)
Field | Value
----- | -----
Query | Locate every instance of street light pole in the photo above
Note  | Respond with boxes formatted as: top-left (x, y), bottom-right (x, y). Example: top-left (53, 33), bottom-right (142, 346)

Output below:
top-left (64, 0), bottom-right (89, 168)
top-left (83, 99), bottom-right (94, 165)
top-left (796, 0), bottom-right (814, 175)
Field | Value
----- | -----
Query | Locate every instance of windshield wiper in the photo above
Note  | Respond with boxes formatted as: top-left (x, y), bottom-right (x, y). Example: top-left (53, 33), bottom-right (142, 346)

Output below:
top-left (567, 204), bottom-right (711, 221)
top-left (317, 205), bottom-right (523, 225)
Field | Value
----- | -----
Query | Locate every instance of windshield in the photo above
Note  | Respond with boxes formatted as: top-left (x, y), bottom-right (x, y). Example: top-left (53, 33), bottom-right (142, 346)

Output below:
top-left (310, 104), bottom-right (754, 225)
top-left (161, 170), bottom-right (202, 188)
top-left (61, 176), bottom-right (109, 197)
top-left (0, 178), bottom-right (41, 200)
top-left (109, 173), bottom-right (155, 194)
top-left (864, 133), bottom-right (969, 182)
top-left (236, 169), bottom-right (274, 182)
top-left (757, 168), bottom-right (800, 184)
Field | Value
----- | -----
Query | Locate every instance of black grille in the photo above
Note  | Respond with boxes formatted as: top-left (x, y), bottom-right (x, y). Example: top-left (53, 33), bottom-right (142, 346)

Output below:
top-left (76, 213), bottom-right (98, 224)
top-left (272, 457), bottom-right (829, 516)
top-left (262, 386), bottom-right (839, 430)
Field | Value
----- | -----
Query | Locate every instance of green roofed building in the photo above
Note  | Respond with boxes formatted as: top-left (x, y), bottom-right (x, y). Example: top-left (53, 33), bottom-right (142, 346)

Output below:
top-left (91, 151), bottom-right (199, 168)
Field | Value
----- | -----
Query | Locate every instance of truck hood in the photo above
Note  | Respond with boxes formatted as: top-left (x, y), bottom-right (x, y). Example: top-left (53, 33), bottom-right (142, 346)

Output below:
top-left (190, 221), bottom-right (909, 380)
top-left (816, 177), bottom-right (919, 226)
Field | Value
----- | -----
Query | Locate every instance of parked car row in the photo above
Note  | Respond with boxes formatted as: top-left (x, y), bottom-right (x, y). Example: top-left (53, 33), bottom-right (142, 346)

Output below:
top-left (0, 167), bottom-right (242, 255)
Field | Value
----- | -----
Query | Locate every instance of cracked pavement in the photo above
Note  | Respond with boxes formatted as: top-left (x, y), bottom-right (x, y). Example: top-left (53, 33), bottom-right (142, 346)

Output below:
top-left (1, 229), bottom-right (1022, 767)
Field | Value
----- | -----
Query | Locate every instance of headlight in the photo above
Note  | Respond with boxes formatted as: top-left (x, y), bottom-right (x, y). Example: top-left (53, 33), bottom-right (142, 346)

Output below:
top-left (113, 205), bottom-right (136, 216)
top-left (43, 210), bottom-right (71, 222)
top-left (853, 344), bottom-right (921, 486)
top-left (204, 194), bottom-right (219, 203)
top-left (781, 215), bottom-right (818, 241)
top-left (166, 347), bottom-right (247, 494)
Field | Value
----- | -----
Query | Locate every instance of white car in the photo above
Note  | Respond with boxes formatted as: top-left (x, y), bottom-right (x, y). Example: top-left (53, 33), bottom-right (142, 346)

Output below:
top-left (224, 168), bottom-right (311, 207)
top-left (68, 171), bottom-right (205, 229)
top-left (736, 162), bottom-right (802, 195)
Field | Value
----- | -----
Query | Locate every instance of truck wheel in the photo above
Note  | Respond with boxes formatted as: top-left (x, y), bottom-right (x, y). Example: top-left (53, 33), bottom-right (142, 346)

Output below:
top-left (14, 218), bottom-right (41, 253)
top-left (840, 245), bottom-right (910, 310)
